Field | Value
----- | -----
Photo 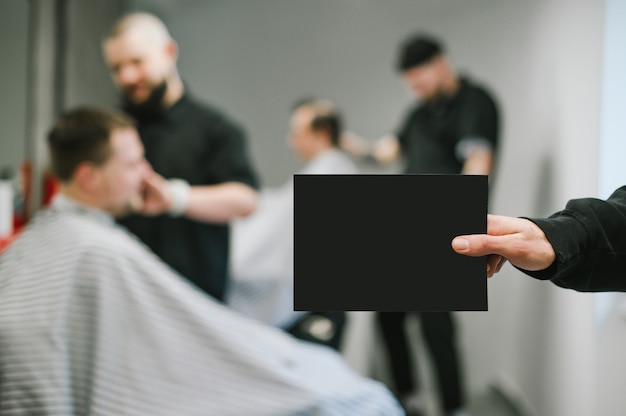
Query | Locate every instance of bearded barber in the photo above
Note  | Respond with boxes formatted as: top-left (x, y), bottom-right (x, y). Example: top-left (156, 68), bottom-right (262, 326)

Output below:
top-left (103, 12), bottom-right (259, 302)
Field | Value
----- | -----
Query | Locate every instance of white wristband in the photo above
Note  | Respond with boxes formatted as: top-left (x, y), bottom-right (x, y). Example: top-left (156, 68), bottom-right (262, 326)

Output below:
top-left (168, 178), bottom-right (191, 216)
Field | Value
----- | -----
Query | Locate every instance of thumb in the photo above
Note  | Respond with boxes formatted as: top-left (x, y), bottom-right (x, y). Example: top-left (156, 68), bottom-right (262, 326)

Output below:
top-left (451, 237), bottom-right (470, 252)
top-left (451, 235), bottom-right (496, 257)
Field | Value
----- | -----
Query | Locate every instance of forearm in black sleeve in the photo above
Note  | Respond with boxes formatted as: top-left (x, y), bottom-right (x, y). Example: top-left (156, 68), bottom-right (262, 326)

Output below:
top-left (520, 186), bottom-right (626, 292)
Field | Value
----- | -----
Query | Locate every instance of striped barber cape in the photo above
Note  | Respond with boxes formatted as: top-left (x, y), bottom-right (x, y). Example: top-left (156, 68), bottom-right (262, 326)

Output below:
top-left (0, 195), bottom-right (402, 416)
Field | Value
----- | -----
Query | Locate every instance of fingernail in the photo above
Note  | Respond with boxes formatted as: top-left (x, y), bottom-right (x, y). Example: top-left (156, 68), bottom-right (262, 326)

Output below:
top-left (452, 238), bottom-right (469, 251)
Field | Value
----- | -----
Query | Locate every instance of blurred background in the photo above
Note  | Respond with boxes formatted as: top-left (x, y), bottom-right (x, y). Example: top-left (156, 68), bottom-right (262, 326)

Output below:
top-left (2, 0), bottom-right (625, 414)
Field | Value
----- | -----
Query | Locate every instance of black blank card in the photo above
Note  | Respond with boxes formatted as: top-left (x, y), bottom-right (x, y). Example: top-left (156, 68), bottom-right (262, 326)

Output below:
top-left (294, 174), bottom-right (488, 312)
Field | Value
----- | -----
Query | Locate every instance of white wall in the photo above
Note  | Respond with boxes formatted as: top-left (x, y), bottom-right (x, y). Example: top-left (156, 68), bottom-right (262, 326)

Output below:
top-left (464, 2), bottom-right (603, 415)
top-left (594, 0), bottom-right (626, 413)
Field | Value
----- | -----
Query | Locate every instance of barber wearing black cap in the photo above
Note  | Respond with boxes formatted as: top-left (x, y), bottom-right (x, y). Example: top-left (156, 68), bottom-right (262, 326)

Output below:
top-left (371, 34), bottom-right (500, 416)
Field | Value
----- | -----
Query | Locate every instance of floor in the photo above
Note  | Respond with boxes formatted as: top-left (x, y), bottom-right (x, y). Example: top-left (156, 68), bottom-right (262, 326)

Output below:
top-left (467, 386), bottom-right (529, 416)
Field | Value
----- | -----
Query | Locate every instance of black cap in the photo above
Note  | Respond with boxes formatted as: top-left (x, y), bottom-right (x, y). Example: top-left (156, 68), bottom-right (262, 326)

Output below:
top-left (396, 33), bottom-right (444, 72)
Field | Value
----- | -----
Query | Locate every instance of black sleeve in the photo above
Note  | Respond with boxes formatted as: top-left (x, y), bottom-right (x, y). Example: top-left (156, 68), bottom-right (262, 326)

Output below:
top-left (457, 87), bottom-right (500, 150)
top-left (204, 118), bottom-right (260, 190)
top-left (520, 186), bottom-right (626, 292)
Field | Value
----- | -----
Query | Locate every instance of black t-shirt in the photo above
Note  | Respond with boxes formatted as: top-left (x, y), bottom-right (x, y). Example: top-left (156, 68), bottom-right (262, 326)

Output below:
top-left (119, 94), bottom-right (259, 301)
top-left (397, 77), bottom-right (499, 174)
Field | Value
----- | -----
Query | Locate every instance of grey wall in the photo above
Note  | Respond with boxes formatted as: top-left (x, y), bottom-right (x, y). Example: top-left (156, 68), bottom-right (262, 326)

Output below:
top-left (0, 1), bottom-right (29, 177)
top-left (3, 0), bottom-right (612, 414)
top-left (120, 2), bottom-right (606, 415)
top-left (129, 0), bottom-right (534, 187)
top-left (0, 0), bottom-right (120, 212)
top-left (64, 0), bottom-right (122, 108)
top-left (24, 0), bottom-right (122, 213)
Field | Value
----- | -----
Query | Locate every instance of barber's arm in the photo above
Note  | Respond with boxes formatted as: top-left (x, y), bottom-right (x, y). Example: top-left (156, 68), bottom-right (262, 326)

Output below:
top-left (372, 135), bottom-right (401, 164)
top-left (169, 117), bottom-right (259, 223)
top-left (139, 172), bottom-right (257, 223)
top-left (461, 147), bottom-right (493, 175)
top-left (458, 138), bottom-right (494, 176)
top-left (339, 131), bottom-right (371, 158)
top-left (340, 131), bottom-right (401, 165)
top-left (184, 182), bottom-right (257, 223)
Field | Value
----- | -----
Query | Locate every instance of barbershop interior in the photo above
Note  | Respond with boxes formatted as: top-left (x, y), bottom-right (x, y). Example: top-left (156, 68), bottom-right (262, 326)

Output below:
top-left (1, 0), bottom-right (625, 415)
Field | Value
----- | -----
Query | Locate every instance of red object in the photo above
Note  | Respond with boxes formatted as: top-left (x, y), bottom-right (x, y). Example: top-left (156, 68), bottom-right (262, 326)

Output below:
top-left (43, 170), bottom-right (60, 206)
top-left (19, 160), bottom-right (60, 221)
top-left (0, 228), bottom-right (21, 255)
top-left (0, 160), bottom-right (59, 255)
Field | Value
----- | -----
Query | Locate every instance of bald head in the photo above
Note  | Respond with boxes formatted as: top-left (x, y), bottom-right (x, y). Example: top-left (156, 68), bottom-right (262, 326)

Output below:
top-left (107, 12), bottom-right (172, 49)
top-left (293, 98), bottom-right (342, 146)
top-left (103, 12), bottom-right (183, 108)
top-left (288, 98), bottom-right (343, 161)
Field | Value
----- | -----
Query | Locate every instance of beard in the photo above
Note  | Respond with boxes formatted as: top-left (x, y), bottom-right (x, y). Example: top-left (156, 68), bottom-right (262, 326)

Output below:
top-left (424, 85), bottom-right (455, 114)
top-left (122, 80), bottom-right (168, 121)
